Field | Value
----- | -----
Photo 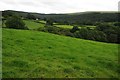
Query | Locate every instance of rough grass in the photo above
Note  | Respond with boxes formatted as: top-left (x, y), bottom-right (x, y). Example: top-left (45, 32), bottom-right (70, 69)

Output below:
top-left (2, 28), bottom-right (119, 78)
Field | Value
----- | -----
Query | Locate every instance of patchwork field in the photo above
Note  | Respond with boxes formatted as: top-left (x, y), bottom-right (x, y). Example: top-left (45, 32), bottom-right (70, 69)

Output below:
top-left (2, 28), bottom-right (119, 78)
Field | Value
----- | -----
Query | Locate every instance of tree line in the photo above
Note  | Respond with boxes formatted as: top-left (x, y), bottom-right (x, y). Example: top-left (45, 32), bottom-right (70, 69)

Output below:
top-left (2, 12), bottom-right (120, 44)
top-left (2, 10), bottom-right (119, 25)
top-left (38, 20), bottom-right (120, 43)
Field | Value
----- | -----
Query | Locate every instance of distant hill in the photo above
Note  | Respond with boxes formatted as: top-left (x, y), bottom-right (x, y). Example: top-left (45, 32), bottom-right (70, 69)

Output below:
top-left (2, 10), bottom-right (120, 25)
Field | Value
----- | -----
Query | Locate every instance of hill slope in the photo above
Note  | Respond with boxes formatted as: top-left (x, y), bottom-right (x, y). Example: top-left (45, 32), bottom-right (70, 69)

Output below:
top-left (2, 10), bottom-right (119, 24)
top-left (2, 28), bottom-right (119, 78)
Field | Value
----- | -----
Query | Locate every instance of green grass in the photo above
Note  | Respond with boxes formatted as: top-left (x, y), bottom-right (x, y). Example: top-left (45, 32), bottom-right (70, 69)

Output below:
top-left (2, 28), bottom-right (119, 78)
top-left (2, 20), bottom-right (45, 30)
top-left (54, 24), bottom-right (73, 29)
top-left (81, 25), bottom-right (96, 29)
top-left (39, 20), bottom-right (46, 24)
top-left (54, 24), bottom-right (96, 29)
top-left (85, 25), bottom-right (96, 28)
top-left (23, 20), bottom-right (44, 30)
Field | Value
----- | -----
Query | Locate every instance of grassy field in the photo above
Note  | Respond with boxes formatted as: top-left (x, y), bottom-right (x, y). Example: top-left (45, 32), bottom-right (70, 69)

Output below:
top-left (54, 24), bottom-right (96, 29)
top-left (85, 25), bottom-right (96, 29)
top-left (2, 20), bottom-right (45, 30)
top-left (80, 25), bottom-right (96, 30)
top-left (2, 28), bottom-right (119, 78)
top-left (39, 20), bottom-right (46, 24)
top-left (54, 25), bottom-right (74, 29)
top-left (23, 20), bottom-right (44, 30)
top-left (38, 20), bottom-right (58, 25)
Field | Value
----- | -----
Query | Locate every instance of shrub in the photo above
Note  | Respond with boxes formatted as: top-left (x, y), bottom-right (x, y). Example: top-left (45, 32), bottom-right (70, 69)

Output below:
top-left (38, 25), bottom-right (72, 36)
top-left (46, 20), bottom-right (53, 26)
top-left (96, 23), bottom-right (113, 31)
top-left (114, 22), bottom-right (120, 27)
top-left (74, 28), bottom-right (107, 42)
top-left (70, 26), bottom-right (79, 33)
top-left (38, 23), bottom-right (119, 43)
top-left (96, 23), bottom-right (120, 43)
top-left (26, 13), bottom-right (36, 20)
top-left (5, 16), bottom-right (28, 29)
top-left (107, 34), bottom-right (118, 43)
top-left (38, 25), bottom-right (60, 33)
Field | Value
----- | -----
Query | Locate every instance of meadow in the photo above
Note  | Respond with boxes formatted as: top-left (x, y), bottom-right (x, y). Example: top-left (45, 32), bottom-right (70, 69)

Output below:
top-left (2, 28), bottom-right (119, 78)
top-left (2, 10), bottom-right (119, 78)
top-left (54, 24), bottom-right (74, 29)
top-left (23, 20), bottom-right (44, 30)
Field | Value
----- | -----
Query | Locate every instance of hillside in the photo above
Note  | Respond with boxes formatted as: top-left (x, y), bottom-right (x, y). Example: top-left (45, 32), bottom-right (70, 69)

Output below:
top-left (2, 10), bottom-right (119, 25)
top-left (2, 28), bottom-right (119, 78)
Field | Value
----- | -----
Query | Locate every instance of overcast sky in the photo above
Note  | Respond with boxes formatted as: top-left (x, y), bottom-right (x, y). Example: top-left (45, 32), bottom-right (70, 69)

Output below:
top-left (0, 0), bottom-right (119, 13)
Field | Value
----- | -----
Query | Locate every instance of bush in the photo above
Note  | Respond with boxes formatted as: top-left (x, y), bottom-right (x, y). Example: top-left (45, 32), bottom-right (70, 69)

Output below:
top-left (38, 25), bottom-right (72, 36)
top-left (38, 25), bottom-right (60, 34)
top-left (5, 16), bottom-right (28, 29)
top-left (26, 13), bottom-right (36, 20)
top-left (70, 26), bottom-right (79, 33)
top-left (46, 20), bottom-right (53, 26)
top-left (114, 22), bottom-right (120, 27)
top-left (38, 23), bottom-right (119, 43)
top-left (107, 34), bottom-right (118, 43)
top-left (96, 23), bottom-right (113, 31)
top-left (74, 28), bottom-right (107, 42)
top-left (96, 23), bottom-right (119, 43)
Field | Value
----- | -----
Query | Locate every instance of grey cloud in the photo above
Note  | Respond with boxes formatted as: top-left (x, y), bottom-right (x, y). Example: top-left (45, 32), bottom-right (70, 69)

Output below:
top-left (0, 0), bottom-right (15, 4)
top-left (19, 1), bottom-right (41, 7)
top-left (0, 0), bottom-right (119, 13)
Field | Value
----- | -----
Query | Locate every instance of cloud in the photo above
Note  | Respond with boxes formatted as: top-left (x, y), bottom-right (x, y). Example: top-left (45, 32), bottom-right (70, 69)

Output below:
top-left (0, 0), bottom-right (119, 13)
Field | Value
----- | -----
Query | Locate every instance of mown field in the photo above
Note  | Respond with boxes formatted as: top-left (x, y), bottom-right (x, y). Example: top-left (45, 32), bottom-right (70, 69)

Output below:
top-left (2, 28), bottom-right (119, 78)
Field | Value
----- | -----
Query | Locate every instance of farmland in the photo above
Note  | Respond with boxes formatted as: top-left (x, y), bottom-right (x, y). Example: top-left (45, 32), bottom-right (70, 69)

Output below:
top-left (2, 10), bottom-right (120, 78)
